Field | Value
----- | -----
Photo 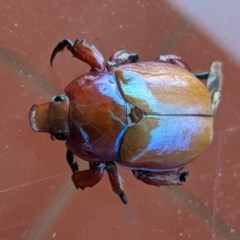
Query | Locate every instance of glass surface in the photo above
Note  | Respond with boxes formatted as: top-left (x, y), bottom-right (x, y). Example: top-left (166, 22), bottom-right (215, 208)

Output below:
top-left (0, 1), bottom-right (239, 239)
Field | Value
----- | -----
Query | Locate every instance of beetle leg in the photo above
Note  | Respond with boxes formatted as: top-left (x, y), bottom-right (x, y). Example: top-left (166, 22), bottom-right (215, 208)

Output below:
top-left (132, 168), bottom-right (188, 186)
top-left (71, 162), bottom-right (105, 190)
top-left (50, 39), bottom-right (73, 66)
top-left (107, 50), bottom-right (139, 71)
top-left (157, 54), bottom-right (191, 71)
top-left (194, 62), bottom-right (223, 114)
top-left (66, 149), bottom-right (105, 189)
top-left (66, 149), bottom-right (79, 173)
top-left (206, 62), bottom-right (223, 115)
top-left (51, 38), bottom-right (105, 71)
top-left (194, 72), bottom-right (209, 80)
top-left (106, 162), bottom-right (127, 204)
top-left (71, 39), bottom-right (105, 71)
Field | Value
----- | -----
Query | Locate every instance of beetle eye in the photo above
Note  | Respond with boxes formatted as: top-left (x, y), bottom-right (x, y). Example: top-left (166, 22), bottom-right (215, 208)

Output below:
top-left (53, 133), bottom-right (67, 140)
top-left (53, 95), bottom-right (66, 102)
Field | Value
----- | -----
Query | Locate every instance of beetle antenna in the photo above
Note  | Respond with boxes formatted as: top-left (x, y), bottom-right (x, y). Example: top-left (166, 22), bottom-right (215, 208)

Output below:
top-left (50, 39), bottom-right (73, 66)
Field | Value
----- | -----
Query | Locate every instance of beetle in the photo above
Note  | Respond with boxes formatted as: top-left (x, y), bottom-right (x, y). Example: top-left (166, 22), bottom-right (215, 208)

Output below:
top-left (29, 38), bottom-right (223, 204)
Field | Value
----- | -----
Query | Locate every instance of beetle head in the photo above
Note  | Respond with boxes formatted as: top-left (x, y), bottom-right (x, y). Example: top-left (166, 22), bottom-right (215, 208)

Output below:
top-left (29, 94), bottom-right (69, 140)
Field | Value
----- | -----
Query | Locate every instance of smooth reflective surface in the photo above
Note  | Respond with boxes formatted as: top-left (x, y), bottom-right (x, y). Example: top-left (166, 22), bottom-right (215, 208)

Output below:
top-left (0, 1), bottom-right (239, 239)
top-left (115, 62), bottom-right (212, 114)
top-left (119, 115), bottom-right (213, 170)
top-left (65, 71), bottom-right (127, 162)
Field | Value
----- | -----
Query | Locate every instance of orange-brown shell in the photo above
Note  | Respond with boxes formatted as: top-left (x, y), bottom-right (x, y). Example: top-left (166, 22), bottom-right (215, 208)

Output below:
top-left (64, 71), bottom-right (127, 162)
top-left (31, 61), bottom-right (213, 170)
top-left (114, 62), bottom-right (212, 115)
top-left (113, 62), bottom-right (213, 169)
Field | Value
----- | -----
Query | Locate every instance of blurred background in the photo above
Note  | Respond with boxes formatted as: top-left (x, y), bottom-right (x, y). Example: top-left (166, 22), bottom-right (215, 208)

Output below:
top-left (0, 0), bottom-right (239, 239)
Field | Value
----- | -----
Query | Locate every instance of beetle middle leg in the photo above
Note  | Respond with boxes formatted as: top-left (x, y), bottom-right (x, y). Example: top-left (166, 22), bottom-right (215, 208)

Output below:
top-left (66, 150), bottom-right (127, 204)
top-left (107, 50), bottom-right (139, 71)
top-left (106, 162), bottom-right (127, 204)
top-left (157, 54), bottom-right (191, 71)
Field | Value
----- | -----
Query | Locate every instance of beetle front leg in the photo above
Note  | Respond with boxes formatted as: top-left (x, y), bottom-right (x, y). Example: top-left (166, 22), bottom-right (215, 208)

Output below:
top-left (66, 149), bottom-right (105, 189)
top-left (71, 162), bottom-right (105, 190)
top-left (66, 149), bottom-right (79, 173)
top-left (50, 38), bottom-right (105, 71)
top-left (106, 162), bottom-right (127, 204)
top-left (50, 39), bottom-right (73, 66)
top-left (107, 50), bottom-right (139, 71)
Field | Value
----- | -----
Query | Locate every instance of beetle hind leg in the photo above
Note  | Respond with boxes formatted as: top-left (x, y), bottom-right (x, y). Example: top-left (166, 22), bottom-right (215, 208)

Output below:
top-left (194, 62), bottom-right (223, 114)
top-left (206, 62), bottom-right (223, 115)
top-left (132, 168), bottom-right (188, 186)
top-left (194, 62), bottom-right (223, 115)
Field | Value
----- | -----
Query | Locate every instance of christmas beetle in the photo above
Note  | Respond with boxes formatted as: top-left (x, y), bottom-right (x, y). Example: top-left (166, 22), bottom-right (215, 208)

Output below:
top-left (29, 38), bottom-right (223, 204)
